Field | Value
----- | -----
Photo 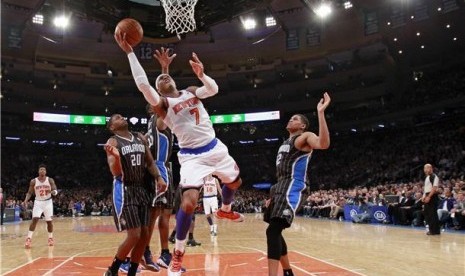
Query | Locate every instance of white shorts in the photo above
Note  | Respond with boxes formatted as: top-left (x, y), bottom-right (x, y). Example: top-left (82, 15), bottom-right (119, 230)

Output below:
top-left (33, 199), bottom-right (54, 221)
top-left (203, 196), bottom-right (219, 215)
top-left (178, 139), bottom-right (239, 188)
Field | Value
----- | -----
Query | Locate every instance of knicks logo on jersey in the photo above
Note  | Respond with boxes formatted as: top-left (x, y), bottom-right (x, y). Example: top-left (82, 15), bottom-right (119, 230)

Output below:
top-left (172, 97), bottom-right (200, 114)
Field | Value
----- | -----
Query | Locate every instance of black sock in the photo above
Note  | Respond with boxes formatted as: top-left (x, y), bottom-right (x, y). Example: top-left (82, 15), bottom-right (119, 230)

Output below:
top-left (170, 230), bottom-right (176, 238)
top-left (161, 248), bottom-right (170, 255)
top-left (283, 269), bottom-right (294, 276)
top-left (109, 256), bottom-right (124, 274)
top-left (188, 233), bottom-right (194, 240)
top-left (145, 245), bottom-right (150, 251)
top-left (128, 262), bottom-right (139, 276)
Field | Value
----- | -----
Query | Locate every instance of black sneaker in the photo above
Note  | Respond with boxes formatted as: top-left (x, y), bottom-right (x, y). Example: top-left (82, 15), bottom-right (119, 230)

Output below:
top-left (186, 239), bottom-right (201, 247)
top-left (103, 268), bottom-right (113, 276)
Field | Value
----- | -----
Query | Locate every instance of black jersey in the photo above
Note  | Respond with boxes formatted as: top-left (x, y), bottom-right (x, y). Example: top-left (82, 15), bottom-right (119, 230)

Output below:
top-left (147, 115), bottom-right (173, 164)
top-left (269, 135), bottom-right (312, 226)
top-left (113, 132), bottom-right (146, 186)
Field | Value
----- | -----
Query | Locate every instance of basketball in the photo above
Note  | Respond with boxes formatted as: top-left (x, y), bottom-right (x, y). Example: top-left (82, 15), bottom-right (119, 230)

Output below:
top-left (115, 18), bottom-right (143, 47)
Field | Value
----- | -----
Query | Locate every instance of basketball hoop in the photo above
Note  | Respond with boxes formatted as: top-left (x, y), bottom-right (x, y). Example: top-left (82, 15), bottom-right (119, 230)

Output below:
top-left (160, 0), bottom-right (198, 36)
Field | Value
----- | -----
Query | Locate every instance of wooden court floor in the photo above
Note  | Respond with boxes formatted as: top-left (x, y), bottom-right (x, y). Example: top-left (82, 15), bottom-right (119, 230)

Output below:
top-left (1, 214), bottom-right (464, 276)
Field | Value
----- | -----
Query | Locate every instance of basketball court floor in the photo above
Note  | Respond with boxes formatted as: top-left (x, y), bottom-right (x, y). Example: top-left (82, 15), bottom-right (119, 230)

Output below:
top-left (1, 214), bottom-right (464, 276)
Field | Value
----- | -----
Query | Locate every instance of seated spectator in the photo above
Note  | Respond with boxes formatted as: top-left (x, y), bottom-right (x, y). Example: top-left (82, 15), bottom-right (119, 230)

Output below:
top-left (452, 192), bottom-right (465, 230)
top-left (401, 192), bottom-right (424, 226)
top-left (351, 196), bottom-right (372, 223)
top-left (437, 188), bottom-right (455, 229)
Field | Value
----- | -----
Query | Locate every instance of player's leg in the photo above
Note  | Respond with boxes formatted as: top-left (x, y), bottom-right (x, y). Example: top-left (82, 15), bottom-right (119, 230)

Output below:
top-left (44, 200), bottom-right (54, 246)
top-left (212, 141), bottom-right (243, 222)
top-left (279, 237), bottom-right (294, 276)
top-left (203, 198), bottom-right (214, 234)
top-left (142, 206), bottom-right (161, 271)
top-left (210, 198), bottom-right (219, 235)
top-left (25, 201), bottom-right (43, 248)
top-left (266, 218), bottom-right (288, 276)
top-left (186, 214), bottom-right (201, 246)
top-left (156, 208), bottom-right (172, 267)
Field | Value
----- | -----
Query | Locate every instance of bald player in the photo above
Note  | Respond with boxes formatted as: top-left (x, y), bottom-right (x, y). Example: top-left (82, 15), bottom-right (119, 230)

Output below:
top-left (422, 163), bottom-right (440, 235)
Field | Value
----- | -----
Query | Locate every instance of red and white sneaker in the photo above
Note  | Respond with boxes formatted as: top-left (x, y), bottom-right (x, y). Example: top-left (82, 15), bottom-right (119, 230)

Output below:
top-left (48, 237), bottom-right (54, 246)
top-left (168, 250), bottom-right (184, 276)
top-left (25, 238), bottom-right (32, 249)
top-left (215, 209), bottom-right (244, 222)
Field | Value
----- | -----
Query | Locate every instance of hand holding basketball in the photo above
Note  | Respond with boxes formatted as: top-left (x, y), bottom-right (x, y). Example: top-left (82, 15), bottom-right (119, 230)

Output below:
top-left (115, 18), bottom-right (143, 47)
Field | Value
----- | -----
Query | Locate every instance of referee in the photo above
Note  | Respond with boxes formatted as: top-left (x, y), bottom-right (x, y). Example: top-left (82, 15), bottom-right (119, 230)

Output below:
top-left (422, 163), bottom-right (440, 235)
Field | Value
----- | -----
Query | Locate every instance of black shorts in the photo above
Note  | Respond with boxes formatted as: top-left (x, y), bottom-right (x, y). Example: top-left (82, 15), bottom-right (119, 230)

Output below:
top-left (112, 178), bottom-right (150, 232)
top-left (146, 163), bottom-right (175, 209)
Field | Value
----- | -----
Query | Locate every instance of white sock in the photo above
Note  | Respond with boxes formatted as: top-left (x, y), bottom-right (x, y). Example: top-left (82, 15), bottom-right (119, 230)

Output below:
top-left (48, 232), bottom-right (53, 238)
top-left (175, 238), bottom-right (186, 252)
top-left (221, 204), bottom-right (231, 212)
top-left (213, 224), bottom-right (217, 232)
top-left (27, 231), bottom-right (34, 239)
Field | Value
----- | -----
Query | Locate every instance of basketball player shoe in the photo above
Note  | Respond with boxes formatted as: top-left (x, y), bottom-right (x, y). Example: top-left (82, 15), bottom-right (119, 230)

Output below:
top-left (215, 209), bottom-right (244, 222)
top-left (119, 259), bottom-right (141, 274)
top-left (24, 238), bottom-right (32, 249)
top-left (168, 249), bottom-right (184, 276)
top-left (48, 237), bottom-right (54, 246)
top-left (141, 248), bottom-right (160, 271)
top-left (157, 252), bottom-right (187, 273)
top-left (186, 239), bottom-right (201, 247)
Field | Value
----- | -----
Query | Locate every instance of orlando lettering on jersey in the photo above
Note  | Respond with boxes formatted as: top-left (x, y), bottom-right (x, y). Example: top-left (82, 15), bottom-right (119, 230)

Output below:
top-left (172, 97), bottom-right (200, 114)
top-left (121, 144), bottom-right (145, 155)
top-left (278, 144), bottom-right (290, 153)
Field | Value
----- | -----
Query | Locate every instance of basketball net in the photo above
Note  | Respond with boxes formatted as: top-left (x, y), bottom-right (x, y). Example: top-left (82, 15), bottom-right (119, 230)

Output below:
top-left (160, 0), bottom-right (198, 36)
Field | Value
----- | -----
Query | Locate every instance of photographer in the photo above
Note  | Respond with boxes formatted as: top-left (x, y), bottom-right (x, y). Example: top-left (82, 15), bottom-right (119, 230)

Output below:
top-left (351, 194), bottom-right (372, 223)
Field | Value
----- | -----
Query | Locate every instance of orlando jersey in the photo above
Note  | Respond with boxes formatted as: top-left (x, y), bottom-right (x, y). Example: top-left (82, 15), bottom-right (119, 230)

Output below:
top-left (163, 90), bottom-right (215, 148)
top-left (113, 132), bottom-right (146, 186)
top-left (147, 115), bottom-right (173, 164)
top-left (271, 135), bottom-right (312, 226)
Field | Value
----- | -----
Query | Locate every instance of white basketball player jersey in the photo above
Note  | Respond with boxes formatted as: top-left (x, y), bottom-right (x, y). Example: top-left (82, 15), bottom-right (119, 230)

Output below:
top-left (203, 175), bottom-right (218, 197)
top-left (34, 177), bottom-right (52, 200)
top-left (164, 90), bottom-right (215, 148)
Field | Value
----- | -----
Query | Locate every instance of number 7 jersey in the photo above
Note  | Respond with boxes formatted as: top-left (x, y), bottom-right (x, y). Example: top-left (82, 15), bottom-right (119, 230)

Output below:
top-left (163, 90), bottom-right (215, 149)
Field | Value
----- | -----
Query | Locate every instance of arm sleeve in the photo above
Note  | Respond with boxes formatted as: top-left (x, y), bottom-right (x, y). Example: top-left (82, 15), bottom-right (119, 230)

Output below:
top-left (127, 52), bottom-right (161, 106)
top-left (195, 74), bottom-right (219, 99)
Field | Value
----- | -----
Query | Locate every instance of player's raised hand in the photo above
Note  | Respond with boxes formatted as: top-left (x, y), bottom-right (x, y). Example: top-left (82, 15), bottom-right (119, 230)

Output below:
top-left (114, 31), bottom-right (133, 54)
top-left (154, 47), bottom-right (176, 69)
top-left (317, 92), bottom-right (331, 113)
top-left (189, 52), bottom-right (204, 79)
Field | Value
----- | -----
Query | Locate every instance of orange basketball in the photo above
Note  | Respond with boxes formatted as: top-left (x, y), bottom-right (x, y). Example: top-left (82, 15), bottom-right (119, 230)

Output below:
top-left (115, 18), bottom-right (143, 47)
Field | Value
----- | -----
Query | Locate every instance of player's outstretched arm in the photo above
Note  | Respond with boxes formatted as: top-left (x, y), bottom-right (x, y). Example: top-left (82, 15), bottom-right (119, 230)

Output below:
top-left (189, 52), bottom-right (218, 99)
top-left (295, 93), bottom-right (331, 151)
top-left (115, 32), bottom-right (161, 106)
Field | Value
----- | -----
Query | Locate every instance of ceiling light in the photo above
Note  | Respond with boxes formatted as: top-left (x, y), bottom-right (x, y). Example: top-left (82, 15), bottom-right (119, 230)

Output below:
top-left (315, 3), bottom-right (332, 18)
top-left (437, 7), bottom-right (442, 11)
top-left (410, 15), bottom-right (415, 19)
top-left (53, 15), bottom-right (70, 28)
top-left (393, 37), bottom-right (397, 41)
top-left (416, 32), bottom-right (420, 36)
top-left (32, 14), bottom-right (44, 25)
top-left (421, 45), bottom-right (425, 49)
top-left (243, 18), bottom-right (256, 30)
top-left (398, 50), bottom-right (403, 54)
top-left (265, 16), bottom-right (276, 27)
top-left (446, 24), bottom-right (450, 28)
top-left (344, 1), bottom-right (353, 9)
top-left (387, 22), bottom-right (391, 26)
top-left (453, 37), bottom-right (457, 41)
